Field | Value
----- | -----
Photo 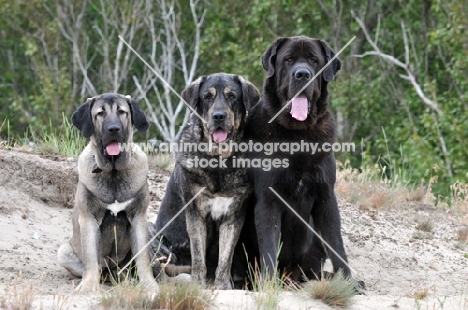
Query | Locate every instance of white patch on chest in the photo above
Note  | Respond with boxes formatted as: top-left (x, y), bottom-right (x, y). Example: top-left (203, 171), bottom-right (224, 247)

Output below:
top-left (207, 197), bottom-right (234, 220)
top-left (106, 198), bottom-right (134, 216)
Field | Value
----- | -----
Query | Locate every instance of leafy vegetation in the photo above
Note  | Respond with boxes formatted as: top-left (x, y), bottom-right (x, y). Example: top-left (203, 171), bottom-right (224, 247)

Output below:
top-left (1, 0), bottom-right (467, 198)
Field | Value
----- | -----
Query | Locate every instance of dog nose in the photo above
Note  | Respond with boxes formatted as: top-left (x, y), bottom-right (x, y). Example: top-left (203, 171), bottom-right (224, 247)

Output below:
top-left (212, 111), bottom-right (227, 121)
top-left (107, 125), bottom-right (121, 133)
top-left (294, 68), bottom-right (311, 81)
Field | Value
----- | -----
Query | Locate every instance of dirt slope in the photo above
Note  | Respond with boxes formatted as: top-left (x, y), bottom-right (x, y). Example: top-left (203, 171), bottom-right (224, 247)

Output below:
top-left (0, 148), bottom-right (467, 309)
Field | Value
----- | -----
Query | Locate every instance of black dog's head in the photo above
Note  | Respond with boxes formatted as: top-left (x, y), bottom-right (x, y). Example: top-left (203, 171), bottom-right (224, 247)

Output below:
top-left (261, 36), bottom-right (341, 129)
top-left (182, 73), bottom-right (260, 145)
top-left (71, 93), bottom-right (149, 171)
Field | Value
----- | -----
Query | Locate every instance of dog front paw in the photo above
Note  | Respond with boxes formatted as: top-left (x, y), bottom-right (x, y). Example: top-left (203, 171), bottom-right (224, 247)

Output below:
top-left (214, 277), bottom-right (233, 290)
top-left (141, 279), bottom-right (160, 295)
top-left (75, 277), bottom-right (99, 294)
top-left (191, 267), bottom-right (207, 287)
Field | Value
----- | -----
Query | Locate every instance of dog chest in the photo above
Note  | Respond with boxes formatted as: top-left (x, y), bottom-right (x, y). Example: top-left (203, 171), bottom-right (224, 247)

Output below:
top-left (207, 197), bottom-right (234, 220)
top-left (106, 198), bottom-right (134, 216)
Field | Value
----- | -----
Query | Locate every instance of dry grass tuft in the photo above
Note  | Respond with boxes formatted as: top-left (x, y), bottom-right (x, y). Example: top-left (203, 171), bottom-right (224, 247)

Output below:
top-left (245, 242), bottom-right (290, 310)
top-left (0, 272), bottom-right (36, 310)
top-left (301, 270), bottom-right (355, 308)
top-left (415, 217), bottom-right (434, 232)
top-left (148, 153), bottom-right (174, 170)
top-left (100, 280), bottom-right (211, 310)
top-left (51, 294), bottom-right (71, 310)
top-left (158, 282), bottom-right (211, 310)
top-left (450, 181), bottom-right (468, 207)
top-left (412, 287), bottom-right (430, 300)
top-left (412, 215), bottom-right (434, 239)
top-left (457, 226), bottom-right (468, 241)
top-left (100, 279), bottom-right (157, 309)
top-left (412, 230), bottom-right (433, 240)
top-left (336, 161), bottom-right (426, 210)
top-left (247, 260), bottom-right (286, 310)
top-left (450, 181), bottom-right (468, 223)
top-left (456, 226), bottom-right (468, 251)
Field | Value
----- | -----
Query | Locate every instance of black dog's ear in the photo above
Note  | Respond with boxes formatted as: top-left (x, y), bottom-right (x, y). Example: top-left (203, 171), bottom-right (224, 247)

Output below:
top-left (235, 75), bottom-right (261, 113)
top-left (181, 76), bottom-right (206, 108)
top-left (320, 40), bottom-right (342, 82)
top-left (261, 37), bottom-right (289, 78)
top-left (71, 98), bottom-right (95, 138)
top-left (126, 97), bottom-right (149, 132)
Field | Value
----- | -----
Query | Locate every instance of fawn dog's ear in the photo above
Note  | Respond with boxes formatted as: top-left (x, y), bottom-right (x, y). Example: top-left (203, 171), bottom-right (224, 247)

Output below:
top-left (71, 98), bottom-right (95, 138)
top-left (125, 96), bottom-right (149, 132)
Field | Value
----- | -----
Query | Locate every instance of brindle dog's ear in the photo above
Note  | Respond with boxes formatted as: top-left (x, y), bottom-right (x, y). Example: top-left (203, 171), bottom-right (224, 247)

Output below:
top-left (181, 76), bottom-right (206, 108)
top-left (126, 97), bottom-right (149, 132)
top-left (320, 40), bottom-right (342, 82)
top-left (261, 37), bottom-right (289, 78)
top-left (235, 75), bottom-right (261, 113)
top-left (71, 98), bottom-right (95, 138)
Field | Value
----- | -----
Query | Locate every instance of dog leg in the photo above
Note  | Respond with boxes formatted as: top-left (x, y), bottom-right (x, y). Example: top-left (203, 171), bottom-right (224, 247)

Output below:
top-left (75, 212), bottom-right (101, 293)
top-left (311, 186), bottom-right (351, 277)
top-left (129, 210), bottom-right (159, 293)
top-left (255, 200), bottom-right (282, 277)
top-left (215, 211), bottom-right (245, 290)
top-left (185, 208), bottom-right (207, 286)
top-left (58, 242), bottom-right (84, 277)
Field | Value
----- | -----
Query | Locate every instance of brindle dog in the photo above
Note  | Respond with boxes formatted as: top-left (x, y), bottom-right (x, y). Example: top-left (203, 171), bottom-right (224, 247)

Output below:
top-left (153, 73), bottom-right (260, 289)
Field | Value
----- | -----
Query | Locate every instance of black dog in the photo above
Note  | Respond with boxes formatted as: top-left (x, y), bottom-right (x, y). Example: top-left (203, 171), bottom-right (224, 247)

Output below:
top-left (153, 73), bottom-right (260, 289)
top-left (245, 36), bottom-right (352, 282)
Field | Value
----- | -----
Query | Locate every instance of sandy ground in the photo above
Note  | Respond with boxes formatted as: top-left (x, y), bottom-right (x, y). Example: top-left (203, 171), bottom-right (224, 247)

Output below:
top-left (0, 148), bottom-right (467, 309)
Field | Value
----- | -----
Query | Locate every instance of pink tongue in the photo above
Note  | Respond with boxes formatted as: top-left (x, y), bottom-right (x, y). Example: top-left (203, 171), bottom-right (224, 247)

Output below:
top-left (106, 141), bottom-right (121, 156)
top-left (212, 129), bottom-right (228, 143)
top-left (290, 97), bottom-right (308, 121)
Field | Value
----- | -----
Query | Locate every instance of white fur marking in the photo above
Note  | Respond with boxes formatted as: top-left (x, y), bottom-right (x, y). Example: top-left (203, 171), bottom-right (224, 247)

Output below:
top-left (107, 198), bottom-right (134, 216)
top-left (208, 197), bottom-right (234, 220)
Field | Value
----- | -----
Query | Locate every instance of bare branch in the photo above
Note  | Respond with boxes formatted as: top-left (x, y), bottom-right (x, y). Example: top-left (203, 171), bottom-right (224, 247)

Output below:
top-left (133, 75), bottom-right (169, 136)
top-left (374, 13), bottom-right (381, 46)
top-left (353, 51), bottom-right (407, 69)
top-left (401, 20), bottom-right (410, 68)
top-left (352, 12), bottom-right (442, 116)
top-left (135, 0), bottom-right (205, 142)
top-left (433, 114), bottom-right (452, 178)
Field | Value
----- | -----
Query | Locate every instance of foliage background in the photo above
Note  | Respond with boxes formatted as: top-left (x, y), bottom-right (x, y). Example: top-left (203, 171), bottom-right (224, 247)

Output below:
top-left (1, 0), bottom-right (467, 197)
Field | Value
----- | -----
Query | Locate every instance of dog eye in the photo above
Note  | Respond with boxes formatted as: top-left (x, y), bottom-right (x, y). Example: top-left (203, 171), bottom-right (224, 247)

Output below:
top-left (310, 58), bottom-right (317, 63)
top-left (118, 109), bottom-right (126, 115)
top-left (285, 57), bottom-right (293, 63)
top-left (227, 93), bottom-right (236, 99)
top-left (204, 93), bottom-right (213, 100)
top-left (97, 111), bottom-right (104, 116)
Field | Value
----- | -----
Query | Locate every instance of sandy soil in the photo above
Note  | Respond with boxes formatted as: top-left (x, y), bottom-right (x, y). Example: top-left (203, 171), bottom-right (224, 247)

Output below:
top-left (0, 148), bottom-right (467, 309)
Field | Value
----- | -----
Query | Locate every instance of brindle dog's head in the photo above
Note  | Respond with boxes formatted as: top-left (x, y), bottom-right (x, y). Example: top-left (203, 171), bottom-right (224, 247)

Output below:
top-left (182, 73), bottom-right (260, 145)
top-left (71, 93), bottom-right (149, 171)
top-left (261, 36), bottom-right (341, 129)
